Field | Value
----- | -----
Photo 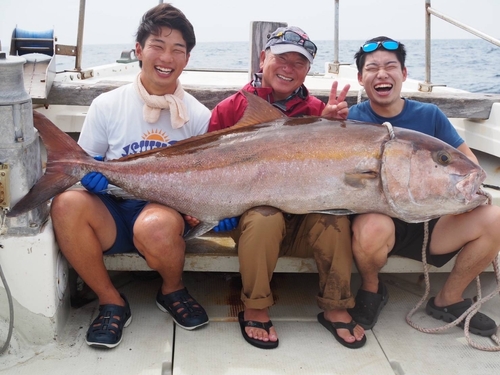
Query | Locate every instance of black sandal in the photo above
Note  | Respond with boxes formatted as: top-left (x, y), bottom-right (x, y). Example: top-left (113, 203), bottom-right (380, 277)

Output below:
top-left (426, 297), bottom-right (497, 336)
top-left (317, 312), bottom-right (366, 349)
top-left (156, 287), bottom-right (209, 330)
top-left (348, 281), bottom-right (388, 330)
top-left (238, 311), bottom-right (279, 349)
top-left (85, 293), bottom-right (132, 349)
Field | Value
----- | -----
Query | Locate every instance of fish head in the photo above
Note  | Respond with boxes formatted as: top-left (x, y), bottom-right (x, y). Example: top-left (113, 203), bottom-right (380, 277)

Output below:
top-left (380, 129), bottom-right (488, 222)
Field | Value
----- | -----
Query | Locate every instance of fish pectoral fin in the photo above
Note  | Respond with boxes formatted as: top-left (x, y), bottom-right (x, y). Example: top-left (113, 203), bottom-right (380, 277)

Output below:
top-left (232, 90), bottom-right (288, 128)
top-left (183, 221), bottom-right (218, 240)
top-left (344, 171), bottom-right (379, 188)
top-left (309, 209), bottom-right (357, 215)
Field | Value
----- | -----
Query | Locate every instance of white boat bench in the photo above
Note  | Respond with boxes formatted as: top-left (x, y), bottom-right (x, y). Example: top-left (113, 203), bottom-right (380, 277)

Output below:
top-left (103, 232), bottom-right (471, 274)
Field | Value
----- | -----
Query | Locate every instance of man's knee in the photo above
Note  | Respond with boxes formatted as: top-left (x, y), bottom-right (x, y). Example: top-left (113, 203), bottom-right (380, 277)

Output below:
top-left (135, 206), bottom-right (184, 242)
top-left (51, 190), bottom-right (93, 220)
top-left (352, 214), bottom-right (394, 254)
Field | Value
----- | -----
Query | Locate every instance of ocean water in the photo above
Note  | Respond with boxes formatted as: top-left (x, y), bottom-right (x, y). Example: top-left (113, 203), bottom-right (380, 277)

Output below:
top-left (56, 39), bottom-right (500, 94)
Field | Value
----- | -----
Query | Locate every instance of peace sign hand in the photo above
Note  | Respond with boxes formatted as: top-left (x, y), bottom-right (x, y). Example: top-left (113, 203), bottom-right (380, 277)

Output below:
top-left (321, 81), bottom-right (350, 119)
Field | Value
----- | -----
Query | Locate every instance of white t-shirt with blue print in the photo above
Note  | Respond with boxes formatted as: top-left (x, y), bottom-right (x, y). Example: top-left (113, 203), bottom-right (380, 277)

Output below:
top-left (79, 82), bottom-right (210, 160)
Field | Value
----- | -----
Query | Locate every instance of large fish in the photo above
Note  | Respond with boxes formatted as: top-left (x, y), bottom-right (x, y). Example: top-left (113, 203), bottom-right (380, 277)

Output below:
top-left (7, 91), bottom-right (488, 238)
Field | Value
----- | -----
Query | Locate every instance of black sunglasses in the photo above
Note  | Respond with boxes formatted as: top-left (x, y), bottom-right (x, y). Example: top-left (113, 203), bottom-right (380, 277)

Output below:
top-left (268, 30), bottom-right (317, 58)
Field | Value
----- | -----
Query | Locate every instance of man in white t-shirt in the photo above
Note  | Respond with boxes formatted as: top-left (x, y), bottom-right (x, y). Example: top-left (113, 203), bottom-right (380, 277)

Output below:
top-left (50, 3), bottom-right (211, 349)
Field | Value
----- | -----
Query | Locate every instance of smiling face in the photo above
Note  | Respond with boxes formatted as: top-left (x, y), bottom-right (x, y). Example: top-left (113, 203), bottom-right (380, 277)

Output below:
top-left (135, 27), bottom-right (190, 95)
top-left (358, 50), bottom-right (408, 117)
top-left (260, 50), bottom-right (310, 101)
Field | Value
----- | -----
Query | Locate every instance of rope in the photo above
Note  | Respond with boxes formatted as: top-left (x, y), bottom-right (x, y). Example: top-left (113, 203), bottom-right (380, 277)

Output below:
top-left (357, 88), bottom-right (364, 104)
top-left (381, 122), bottom-right (395, 140)
top-left (405, 220), bottom-right (500, 351)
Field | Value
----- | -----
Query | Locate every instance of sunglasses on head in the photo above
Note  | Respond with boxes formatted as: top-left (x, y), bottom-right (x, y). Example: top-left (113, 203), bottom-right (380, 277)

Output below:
top-left (268, 30), bottom-right (318, 58)
top-left (362, 40), bottom-right (400, 53)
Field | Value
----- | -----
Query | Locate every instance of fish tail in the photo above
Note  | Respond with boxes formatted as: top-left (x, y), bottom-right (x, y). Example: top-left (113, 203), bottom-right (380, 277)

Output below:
top-left (7, 111), bottom-right (93, 217)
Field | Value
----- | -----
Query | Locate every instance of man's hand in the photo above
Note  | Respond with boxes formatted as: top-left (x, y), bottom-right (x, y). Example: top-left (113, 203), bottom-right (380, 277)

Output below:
top-left (213, 217), bottom-right (239, 232)
top-left (184, 215), bottom-right (200, 228)
top-left (321, 81), bottom-right (350, 119)
top-left (81, 156), bottom-right (109, 194)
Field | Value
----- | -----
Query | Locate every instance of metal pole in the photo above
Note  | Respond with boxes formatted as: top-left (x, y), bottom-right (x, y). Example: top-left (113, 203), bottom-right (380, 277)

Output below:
top-left (427, 6), bottom-right (500, 47)
top-left (75, 0), bottom-right (86, 71)
top-left (334, 0), bottom-right (339, 66)
top-left (328, 0), bottom-right (340, 74)
top-left (425, 0), bottom-right (431, 87)
top-left (421, 0), bottom-right (500, 92)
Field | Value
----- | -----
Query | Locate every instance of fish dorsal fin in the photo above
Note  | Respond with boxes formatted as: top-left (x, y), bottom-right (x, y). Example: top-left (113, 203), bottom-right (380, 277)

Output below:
top-left (232, 90), bottom-right (288, 128)
top-left (117, 90), bottom-right (287, 162)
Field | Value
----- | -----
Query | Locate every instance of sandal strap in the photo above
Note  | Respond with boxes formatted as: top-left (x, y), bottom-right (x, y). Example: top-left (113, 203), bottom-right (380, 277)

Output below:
top-left (95, 304), bottom-right (129, 329)
top-left (160, 288), bottom-right (205, 316)
top-left (156, 287), bottom-right (208, 329)
top-left (241, 318), bottom-right (274, 333)
top-left (438, 298), bottom-right (473, 315)
top-left (330, 320), bottom-right (357, 335)
top-left (427, 297), bottom-right (496, 332)
top-left (86, 294), bottom-right (132, 348)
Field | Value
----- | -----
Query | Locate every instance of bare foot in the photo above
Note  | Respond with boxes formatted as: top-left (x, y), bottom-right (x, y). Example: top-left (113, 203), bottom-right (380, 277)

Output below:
top-left (323, 309), bottom-right (365, 344)
top-left (244, 308), bottom-right (278, 343)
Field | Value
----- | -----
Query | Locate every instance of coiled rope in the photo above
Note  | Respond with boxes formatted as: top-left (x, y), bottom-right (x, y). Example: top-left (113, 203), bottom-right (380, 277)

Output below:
top-left (405, 193), bottom-right (500, 351)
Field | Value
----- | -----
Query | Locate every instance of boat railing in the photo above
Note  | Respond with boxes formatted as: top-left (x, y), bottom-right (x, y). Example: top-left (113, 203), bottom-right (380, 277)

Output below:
top-left (420, 0), bottom-right (500, 92)
top-left (330, 0), bottom-right (500, 92)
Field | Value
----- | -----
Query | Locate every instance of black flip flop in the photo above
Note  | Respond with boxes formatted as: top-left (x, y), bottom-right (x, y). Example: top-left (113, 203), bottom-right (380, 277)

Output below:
top-left (317, 312), bottom-right (367, 349)
top-left (238, 311), bottom-right (279, 349)
top-left (426, 297), bottom-right (497, 337)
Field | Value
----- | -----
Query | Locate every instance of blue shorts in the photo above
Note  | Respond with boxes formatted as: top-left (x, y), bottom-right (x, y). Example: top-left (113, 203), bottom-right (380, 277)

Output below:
top-left (96, 194), bottom-right (190, 255)
top-left (96, 195), bottom-right (148, 255)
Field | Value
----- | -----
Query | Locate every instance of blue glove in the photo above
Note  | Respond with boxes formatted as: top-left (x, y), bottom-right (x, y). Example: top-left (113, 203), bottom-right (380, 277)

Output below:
top-left (213, 217), bottom-right (239, 232)
top-left (81, 156), bottom-right (108, 194)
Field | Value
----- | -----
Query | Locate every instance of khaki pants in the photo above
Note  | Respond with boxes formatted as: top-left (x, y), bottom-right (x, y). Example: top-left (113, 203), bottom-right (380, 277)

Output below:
top-left (231, 206), bottom-right (354, 311)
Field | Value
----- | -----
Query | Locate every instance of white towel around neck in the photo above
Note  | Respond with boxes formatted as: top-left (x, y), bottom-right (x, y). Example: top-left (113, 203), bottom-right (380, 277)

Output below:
top-left (134, 74), bottom-right (189, 129)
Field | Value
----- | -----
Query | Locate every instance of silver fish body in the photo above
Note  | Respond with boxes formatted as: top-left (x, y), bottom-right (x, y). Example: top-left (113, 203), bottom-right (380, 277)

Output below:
top-left (8, 92), bottom-right (488, 238)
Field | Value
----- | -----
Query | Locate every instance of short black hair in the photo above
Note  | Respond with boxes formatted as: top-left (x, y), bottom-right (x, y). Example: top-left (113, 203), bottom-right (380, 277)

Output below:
top-left (136, 3), bottom-right (196, 53)
top-left (354, 36), bottom-right (406, 73)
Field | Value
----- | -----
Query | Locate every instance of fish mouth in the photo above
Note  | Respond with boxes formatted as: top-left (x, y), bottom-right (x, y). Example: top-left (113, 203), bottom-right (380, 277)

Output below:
top-left (455, 171), bottom-right (488, 203)
top-left (477, 187), bottom-right (492, 204)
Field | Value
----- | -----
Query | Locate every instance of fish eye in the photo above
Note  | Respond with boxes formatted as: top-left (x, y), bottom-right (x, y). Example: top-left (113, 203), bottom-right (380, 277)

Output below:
top-left (436, 151), bottom-right (451, 165)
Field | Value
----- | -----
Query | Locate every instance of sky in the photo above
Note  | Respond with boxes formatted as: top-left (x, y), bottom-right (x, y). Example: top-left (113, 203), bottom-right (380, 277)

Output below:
top-left (1, 0), bottom-right (499, 50)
